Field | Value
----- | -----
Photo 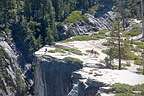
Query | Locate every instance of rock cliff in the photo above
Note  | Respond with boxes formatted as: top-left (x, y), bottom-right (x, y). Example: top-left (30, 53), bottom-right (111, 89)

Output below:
top-left (0, 39), bottom-right (27, 96)
top-left (34, 38), bottom-right (144, 96)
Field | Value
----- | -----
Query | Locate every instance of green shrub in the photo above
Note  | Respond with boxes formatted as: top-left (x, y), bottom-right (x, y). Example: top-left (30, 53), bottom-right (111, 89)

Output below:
top-left (115, 93), bottom-right (134, 96)
top-left (124, 51), bottom-right (139, 60)
top-left (102, 48), bottom-right (118, 59)
top-left (48, 48), bottom-right (66, 53)
top-left (138, 44), bottom-right (144, 49)
top-left (134, 58), bottom-right (142, 65)
top-left (65, 11), bottom-right (87, 23)
top-left (98, 29), bottom-right (109, 35)
top-left (103, 47), bottom-right (139, 60)
top-left (125, 31), bottom-right (141, 36)
top-left (136, 68), bottom-right (143, 74)
top-left (62, 47), bottom-right (82, 55)
top-left (133, 41), bottom-right (144, 49)
top-left (136, 42), bottom-right (144, 49)
top-left (63, 57), bottom-right (83, 64)
top-left (133, 84), bottom-right (144, 96)
top-left (112, 83), bottom-right (133, 93)
top-left (125, 24), bottom-right (141, 36)
top-left (64, 30), bottom-right (108, 42)
top-left (112, 83), bottom-right (144, 96)
top-left (64, 35), bottom-right (98, 42)
top-left (48, 47), bottom-right (82, 55)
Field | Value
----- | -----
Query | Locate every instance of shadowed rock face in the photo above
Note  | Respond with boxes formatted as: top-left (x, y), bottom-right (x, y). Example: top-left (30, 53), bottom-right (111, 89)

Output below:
top-left (67, 80), bottom-right (104, 96)
top-left (34, 57), bottom-right (83, 96)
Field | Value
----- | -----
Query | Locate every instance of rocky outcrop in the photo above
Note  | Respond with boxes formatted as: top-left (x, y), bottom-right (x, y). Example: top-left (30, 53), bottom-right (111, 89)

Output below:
top-left (0, 34), bottom-right (32, 96)
top-left (59, 11), bottom-right (115, 39)
top-left (34, 55), bottom-right (106, 96)
top-left (0, 40), bottom-right (28, 96)
top-left (34, 40), bottom-right (107, 96)
top-left (34, 39), bottom-right (144, 96)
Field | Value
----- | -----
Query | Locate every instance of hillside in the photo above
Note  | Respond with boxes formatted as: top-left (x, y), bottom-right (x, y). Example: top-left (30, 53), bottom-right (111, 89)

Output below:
top-left (35, 20), bottom-right (144, 96)
top-left (0, 0), bottom-right (144, 96)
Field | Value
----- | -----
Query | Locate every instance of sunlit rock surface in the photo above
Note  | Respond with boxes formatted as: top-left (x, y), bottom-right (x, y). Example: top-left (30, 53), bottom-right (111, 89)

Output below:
top-left (34, 38), bottom-right (144, 96)
top-left (59, 11), bottom-right (116, 39)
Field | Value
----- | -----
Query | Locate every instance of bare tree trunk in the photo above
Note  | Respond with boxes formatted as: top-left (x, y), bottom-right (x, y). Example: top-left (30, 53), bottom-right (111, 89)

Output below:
top-left (118, 22), bottom-right (121, 70)
top-left (117, 0), bottom-right (123, 70)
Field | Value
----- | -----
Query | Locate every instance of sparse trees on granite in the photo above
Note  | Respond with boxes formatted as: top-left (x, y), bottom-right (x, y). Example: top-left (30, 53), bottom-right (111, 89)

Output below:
top-left (108, 20), bottom-right (122, 70)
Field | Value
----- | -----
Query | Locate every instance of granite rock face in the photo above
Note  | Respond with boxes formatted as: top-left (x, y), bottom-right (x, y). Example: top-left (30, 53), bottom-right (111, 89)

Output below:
top-left (34, 39), bottom-right (144, 96)
top-left (34, 56), bottom-right (83, 96)
top-left (34, 56), bottom-right (105, 96)
top-left (58, 11), bottom-right (115, 39)
top-left (0, 40), bottom-right (27, 96)
top-left (0, 32), bottom-right (34, 96)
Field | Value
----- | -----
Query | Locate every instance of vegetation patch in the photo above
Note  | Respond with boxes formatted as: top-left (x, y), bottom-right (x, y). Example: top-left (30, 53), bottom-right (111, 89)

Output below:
top-left (125, 31), bottom-right (141, 37)
top-left (134, 58), bottom-right (142, 65)
top-left (48, 47), bottom-right (82, 55)
top-left (133, 41), bottom-right (144, 49)
top-left (137, 68), bottom-right (143, 74)
top-left (98, 30), bottom-right (109, 35)
top-left (63, 57), bottom-right (83, 64)
top-left (65, 11), bottom-right (87, 23)
top-left (125, 24), bottom-right (141, 36)
top-left (112, 83), bottom-right (133, 93)
top-left (111, 83), bottom-right (144, 96)
top-left (115, 93), bottom-right (134, 96)
top-left (64, 30), bottom-right (108, 42)
top-left (62, 47), bottom-right (82, 55)
top-left (48, 48), bottom-right (66, 53)
top-left (64, 35), bottom-right (98, 42)
top-left (133, 84), bottom-right (144, 95)
top-left (103, 47), bottom-right (140, 60)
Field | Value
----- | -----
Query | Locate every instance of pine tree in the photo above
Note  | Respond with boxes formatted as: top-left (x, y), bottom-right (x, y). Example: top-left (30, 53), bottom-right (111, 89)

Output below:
top-left (41, 0), bottom-right (56, 45)
top-left (106, 23), bottom-right (116, 68)
top-left (24, 0), bottom-right (32, 20)
top-left (117, 20), bottom-right (122, 70)
top-left (108, 20), bottom-right (122, 70)
top-left (116, 0), bottom-right (125, 70)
